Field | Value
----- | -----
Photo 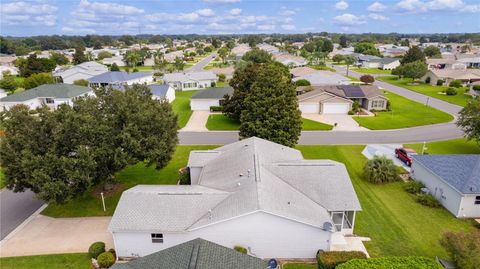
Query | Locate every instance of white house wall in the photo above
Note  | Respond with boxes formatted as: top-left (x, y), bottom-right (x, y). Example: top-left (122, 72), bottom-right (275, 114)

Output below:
top-left (112, 211), bottom-right (331, 259)
top-left (458, 194), bottom-right (480, 218)
top-left (0, 99), bottom-right (42, 111)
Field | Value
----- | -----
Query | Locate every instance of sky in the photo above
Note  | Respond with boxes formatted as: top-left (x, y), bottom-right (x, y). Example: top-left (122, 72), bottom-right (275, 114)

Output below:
top-left (0, 0), bottom-right (479, 36)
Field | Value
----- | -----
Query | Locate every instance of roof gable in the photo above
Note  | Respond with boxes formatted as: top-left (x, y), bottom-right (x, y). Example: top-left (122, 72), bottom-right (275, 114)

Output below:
top-left (0, 84), bottom-right (91, 102)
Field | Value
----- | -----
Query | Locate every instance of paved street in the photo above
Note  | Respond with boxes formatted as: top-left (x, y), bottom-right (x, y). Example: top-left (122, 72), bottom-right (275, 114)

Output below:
top-left (187, 52), bottom-right (217, 72)
top-left (0, 189), bottom-right (45, 240)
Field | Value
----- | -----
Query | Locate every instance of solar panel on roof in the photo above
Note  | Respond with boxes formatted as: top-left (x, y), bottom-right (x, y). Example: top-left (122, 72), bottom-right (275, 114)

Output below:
top-left (340, 85), bottom-right (365, 98)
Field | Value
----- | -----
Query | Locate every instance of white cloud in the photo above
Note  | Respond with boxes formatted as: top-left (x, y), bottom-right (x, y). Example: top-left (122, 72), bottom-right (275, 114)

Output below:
top-left (395, 0), bottom-right (479, 13)
top-left (280, 9), bottom-right (297, 16)
top-left (203, 0), bottom-right (240, 3)
top-left (229, 8), bottom-right (242, 15)
top-left (196, 8), bottom-right (215, 17)
top-left (368, 13), bottom-right (389, 20)
top-left (0, 1), bottom-right (58, 26)
top-left (0, 1), bottom-right (57, 14)
top-left (396, 0), bottom-right (428, 12)
top-left (334, 13), bottom-right (366, 25)
top-left (335, 1), bottom-right (349, 10)
top-left (281, 24), bottom-right (296, 30)
top-left (367, 2), bottom-right (387, 12)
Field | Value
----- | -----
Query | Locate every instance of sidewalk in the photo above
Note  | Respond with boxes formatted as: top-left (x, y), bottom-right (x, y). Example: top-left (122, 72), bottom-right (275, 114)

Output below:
top-left (180, 110), bottom-right (209, 132)
top-left (0, 215), bottom-right (113, 257)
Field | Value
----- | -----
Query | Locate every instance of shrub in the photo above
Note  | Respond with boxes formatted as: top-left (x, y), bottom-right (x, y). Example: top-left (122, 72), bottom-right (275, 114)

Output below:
top-left (218, 73), bottom-right (226, 82)
top-left (336, 256), bottom-right (442, 269)
top-left (446, 87), bottom-right (457, 96)
top-left (132, 68), bottom-right (139, 73)
top-left (436, 79), bottom-right (444, 86)
top-left (211, 81), bottom-right (216, 87)
top-left (234, 245), bottom-right (247, 254)
top-left (153, 72), bottom-right (164, 77)
top-left (97, 251), bottom-right (115, 268)
top-left (352, 100), bottom-right (361, 113)
top-left (108, 248), bottom-right (116, 260)
top-left (425, 77), bottom-right (430, 83)
top-left (364, 155), bottom-right (400, 184)
top-left (360, 74), bottom-right (375, 84)
top-left (317, 251), bottom-right (367, 269)
top-left (403, 181), bottom-right (425, 194)
top-left (441, 231), bottom-right (480, 269)
top-left (178, 168), bottom-right (190, 185)
top-left (415, 193), bottom-right (441, 208)
top-left (73, 79), bottom-right (89, 87)
top-left (449, 79), bottom-right (462, 88)
top-left (295, 79), bottom-right (311, 86)
top-left (472, 84), bottom-right (480, 92)
top-left (348, 110), bottom-right (355, 115)
top-left (88, 241), bottom-right (106, 259)
top-left (210, 106), bottom-right (223, 112)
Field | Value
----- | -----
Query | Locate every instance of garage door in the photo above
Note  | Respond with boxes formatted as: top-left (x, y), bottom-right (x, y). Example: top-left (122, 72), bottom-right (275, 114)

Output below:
top-left (322, 103), bottom-right (350, 114)
top-left (190, 99), bottom-right (220, 111)
top-left (299, 103), bottom-right (319, 114)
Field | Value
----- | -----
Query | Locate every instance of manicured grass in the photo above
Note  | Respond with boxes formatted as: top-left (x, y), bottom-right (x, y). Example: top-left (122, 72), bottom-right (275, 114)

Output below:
top-left (0, 167), bottom-right (5, 189)
top-left (353, 67), bottom-right (392, 75)
top-left (119, 66), bottom-right (154, 71)
top-left (41, 145), bottom-right (215, 217)
top-left (216, 81), bottom-right (228, 87)
top-left (405, 138), bottom-right (480, 154)
top-left (0, 253), bottom-right (91, 269)
top-left (302, 118), bottom-right (333, 130)
top-left (283, 263), bottom-right (317, 269)
top-left (308, 65), bottom-right (336, 72)
top-left (297, 141), bottom-right (475, 258)
top-left (353, 90), bottom-right (453, 130)
top-left (206, 114), bottom-right (240, 130)
top-left (347, 75), bottom-right (360, 82)
top-left (172, 90), bottom-right (197, 129)
top-left (378, 76), bottom-right (473, 107)
top-left (205, 114), bottom-right (333, 131)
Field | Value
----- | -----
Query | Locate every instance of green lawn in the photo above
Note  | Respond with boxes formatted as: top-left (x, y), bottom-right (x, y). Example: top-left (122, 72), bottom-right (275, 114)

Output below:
top-left (119, 66), bottom-right (154, 71)
top-left (297, 139), bottom-right (477, 258)
top-left (205, 114), bottom-right (333, 131)
top-left (283, 263), bottom-right (317, 269)
top-left (308, 65), bottom-right (336, 72)
top-left (405, 138), bottom-right (480, 154)
top-left (353, 67), bottom-right (392, 75)
top-left (172, 90), bottom-right (197, 129)
top-left (0, 167), bottom-right (5, 189)
top-left (0, 253), bottom-right (91, 269)
top-left (206, 114), bottom-right (240, 130)
top-left (378, 76), bottom-right (473, 107)
top-left (41, 145), bottom-right (215, 217)
top-left (353, 91), bottom-right (453, 130)
top-left (347, 75), bottom-right (360, 82)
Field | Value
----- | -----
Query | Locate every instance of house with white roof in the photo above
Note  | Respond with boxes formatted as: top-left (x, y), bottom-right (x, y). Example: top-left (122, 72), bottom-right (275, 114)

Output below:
top-left (53, 61), bottom-right (109, 84)
top-left (422, 69), bottom-right (480, 86)
top-left (361, 58), bottom-right (400, 70)
top-left (0, 84), bottom-right (93, 111)
top-left (162, 71), bottom-right (217, 91)
top-left (102, 55), bottom-right (126, 67)
top-left (274, 54), bottom-right (307, 67)
top-left (88, 71), bottom-right (154, 88)
top-left (109, 137), bottom-right (362, 259)
top-left (112, 84), bottom-right (175, 103)
top-left (291, 67), bottom-right (351, 86)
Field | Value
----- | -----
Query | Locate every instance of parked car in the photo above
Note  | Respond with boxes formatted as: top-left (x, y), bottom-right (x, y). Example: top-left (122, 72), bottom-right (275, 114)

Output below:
top-left (395, 148), bottom-right (417, 166)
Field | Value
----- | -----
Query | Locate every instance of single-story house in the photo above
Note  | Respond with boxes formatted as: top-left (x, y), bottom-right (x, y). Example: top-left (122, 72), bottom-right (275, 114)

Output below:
top-left (162, 71), bottom-right (217, 91)
top-left (0, 66), bottom-right (19, 79)
top-left (0, 84), bottom-right (93, 111)
top-left (88, 71), bottom-right (154, 88)
top-left (0, 55), bottom-right (17, 66)
top-left (292, 70), bottom-right (351, 86)
top-left (109, 137), bottom-right (361, 259)
top-left (421, 69), bottom-right (480, 86)
top-left (190, 87), bottom-right (233, 110)
top-left (257, 43), bottom-right (280, 54)
top-left (457, 57), bottom-right (480, 68)
top-left (361, 58), bottom-right (400, 70)
top-left (411, 154), bottom-right (480, 218)
top-left (354, 54), bottom-right (381, 66)
top-left (110, 238), bottom-right (269, 269)
top-left (0, 89), bottom-right (7, 99)
top-left (298, 85), bottom-right (388, 114)
top-left (426, 58), bottom-right (467, 70)
top-left (274, 54), bottom-right (307, 67)
top-left (53, 61), bottom-right (109, 84)
top-left (164, 51), bottom-right (184, 62)
top-left (102, 55), bottom-right (126, 67)
top-left (112, 84), bottom-right (176, 103)
top-left (231, 44), bottom-right (251, 59)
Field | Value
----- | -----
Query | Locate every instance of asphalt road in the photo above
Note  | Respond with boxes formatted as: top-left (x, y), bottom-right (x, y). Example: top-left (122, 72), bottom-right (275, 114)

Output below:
top-left (187, 52), bottom-right (218, 72)
top-left (0, 188), bottom-right (44, 240)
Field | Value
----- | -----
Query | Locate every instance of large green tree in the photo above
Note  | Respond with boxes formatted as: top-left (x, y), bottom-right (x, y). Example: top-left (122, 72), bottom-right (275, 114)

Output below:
top-left (23, 73), bottom-right (55, 89)
top-left (17, 54), bottom-right (56, 77)
top-left (73, 46), bottom-right (88, 65)
top-left (423, 45), bottom-right (441, 58)
top-left (441, 231), bottom-right (480, 269)
top-left (401, 61), bottom-right (427, 81)
top-left (0, 85), bottom-right (178, 203)
top-left (241, 48), bottom-right (273, 64)
top-left (457, 98), bottom-right (480, 144)
top-left (401, 46), bottom-right (426, 65)
top-left (354, 42), bottom-right (380, 56)
top-left (0, 73), bottom-right (18, 94)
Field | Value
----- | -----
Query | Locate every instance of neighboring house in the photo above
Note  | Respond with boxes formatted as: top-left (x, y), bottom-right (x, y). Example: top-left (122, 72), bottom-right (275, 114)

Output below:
top-left (354, 54), bottom-right (381, 66)
top-left (112, 84), bottom-right (176, 103)
top-left (190, 87), bottom-right (233, 110)
top-left (0, 66), bottom-right (19, 79)
top-left (110, 238), bottom-right (269, 269)
top-left (292, 69), bottom-right (351, 86)
top-left (231, 44), bottom-right (251, 60)
top-left (298, 85), bottom-right (388, 114)
top-left (0, 84), bottom-right (93, 111)
top-left (162, 71), bottom-right (217, 91)
top-left (274, 54), bottom-right (307, 67)
top-left (426, 58), bottom-right (467, 70)
top-left (422, 69), bottom-right (480, 85)
top-left (257, 43), bottom-right (280, 54)
top-left (109, 137), bottom-right (361, 259)
top-left (53, 61), bottom-right (109, 84)
top-left (102, 55), bottom-right (126, 67)
top-left (164, 51), bottom-right (184, 62)
top-left (411, 155), bottom-right (480, 218)
top-left (0, 54), bottom-right (17, 66)
top-left (0, 89), bottom-right (7, 99)
top-left (457, 56), bottom-right (480, 68)
top-left (88, 71), bottom-right (154, 88)
top-left (361, 58), bottom-right (400, 70)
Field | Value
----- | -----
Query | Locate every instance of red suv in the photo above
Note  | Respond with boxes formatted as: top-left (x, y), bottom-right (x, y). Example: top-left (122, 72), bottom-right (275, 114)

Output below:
top-left (395, 148), bottom-right (417, 166)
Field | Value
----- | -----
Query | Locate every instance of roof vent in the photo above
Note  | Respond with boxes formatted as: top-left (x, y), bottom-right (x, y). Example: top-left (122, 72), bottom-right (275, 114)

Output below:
top-left (287, 201), bottom-right (291, 205)
top-left (208, 209), bottom-right (212, 219)
top-left (237, 182), bottom-right (241, 187)
top-left (247, 169), bottom-right (251, 177)
top-left (239, 173), bottom-right (244, 177)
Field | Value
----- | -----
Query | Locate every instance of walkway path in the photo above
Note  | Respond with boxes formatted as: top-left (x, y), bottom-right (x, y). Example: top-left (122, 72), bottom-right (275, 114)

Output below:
top-left (187, 52), bottom-right (218, 72)
top-left (180, 111), bottom-right (210, 132)
top-left (0, 215), bottom-right (113, 257)
top-left (303, 114), bottom-right (369, 131)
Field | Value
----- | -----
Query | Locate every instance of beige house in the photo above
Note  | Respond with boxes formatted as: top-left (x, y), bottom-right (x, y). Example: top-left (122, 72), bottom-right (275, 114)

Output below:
top-left (422, 69), bottom-right (480, 86)
top-left (426, 58), bottom-right (467, 70)
top-left (298, 85), bottom-right (388, 114)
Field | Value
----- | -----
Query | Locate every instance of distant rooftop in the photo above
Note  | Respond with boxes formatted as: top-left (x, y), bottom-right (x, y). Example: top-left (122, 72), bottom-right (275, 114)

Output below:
top-left (0, 84), bottom-right (91, 102)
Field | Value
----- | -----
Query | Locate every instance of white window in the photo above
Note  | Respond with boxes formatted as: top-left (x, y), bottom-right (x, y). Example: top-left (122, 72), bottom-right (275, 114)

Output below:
top-left (151, 233), bottom-right (163, 243)
top-left (371, 100), bottom-right (385, 108)
top-left (45, 98), bottom-right (55, 104)
top-left (475, 196), bottom-right (480, 205)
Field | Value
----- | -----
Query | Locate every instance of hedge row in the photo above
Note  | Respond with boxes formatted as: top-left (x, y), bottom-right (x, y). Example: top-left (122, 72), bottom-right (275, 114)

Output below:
top-left (336, 256), bottom-right (442, 269)
top-left (317, 251), bottom-right (367, 269)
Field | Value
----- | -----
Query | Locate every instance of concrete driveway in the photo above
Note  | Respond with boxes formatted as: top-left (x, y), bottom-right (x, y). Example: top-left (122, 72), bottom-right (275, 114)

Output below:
top-left (0, 215), bottom-right (113, 257)
top-left (361, 144), bottom-right (412, 171)
top-left (181, 111), bottom-right (209, 132)
top-left (303, 114), bottom-right (369, 131)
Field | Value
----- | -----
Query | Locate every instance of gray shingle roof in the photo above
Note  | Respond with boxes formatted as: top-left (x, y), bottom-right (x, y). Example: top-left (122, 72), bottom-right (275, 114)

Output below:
top-left (0, 84), bottom-right (91, 102)
top-left (190, 87), bottom-right (233, 99)
top-left (88, 71), bottom-right (151, 83)
top-left (149, 84), bottom-right (170, 98)
top-left (412, 154), bottom-right (480, 194)
top-left (110, 137), bottom-right (361, 233)
top-left (162, 71), bottom-right (217, 83)
top-left (110, 238), bottom-right (268, 269)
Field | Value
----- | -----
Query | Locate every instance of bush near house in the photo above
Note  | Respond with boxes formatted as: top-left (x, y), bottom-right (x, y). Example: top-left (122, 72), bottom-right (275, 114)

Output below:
top-left (472, 85), bottom-right (480, 92)
top-left (336, 256), bottom-right (442, 269)
top-left (209, 106), bottom-right (223, 112)
top-left (403, 181), bottom-right (425, 194)
top-left (360, 74), bottom-right (374, 84)
top-left (436, 79), bottom-right (444, 86)
top-left (218, 73), bottom-right (226, 82)
top-left (363, 156), bottom-right (400, 184)
top-left (449, 80), bottom-right (462, 88)
top-left (415, 193), bottom-right (441, 208)
top-left (233, 245), bottom-right (247, 254)
top-left (88, 242), bottom-right (106, 259)
top-left (425, 77), bottom-right (430, 84)
top-left (96, 252), bottom-right (115, 268)
top-left (317, 251), bottom-right (367, 269)
top-left (445, 87), bottom-right (457, 96)
top-left (441, 230), bottom-right (480, 269)
top-left (295, 79), bottom-right (311, 86)
top-left (178, 168), bottom-right (190, 185)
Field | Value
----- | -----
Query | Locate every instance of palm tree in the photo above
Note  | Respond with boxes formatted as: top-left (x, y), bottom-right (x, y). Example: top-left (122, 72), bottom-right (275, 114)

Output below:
top-left (344, 55), bottom-right (356, 77)
top-left (364, 155), bottom-right (399, 184)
